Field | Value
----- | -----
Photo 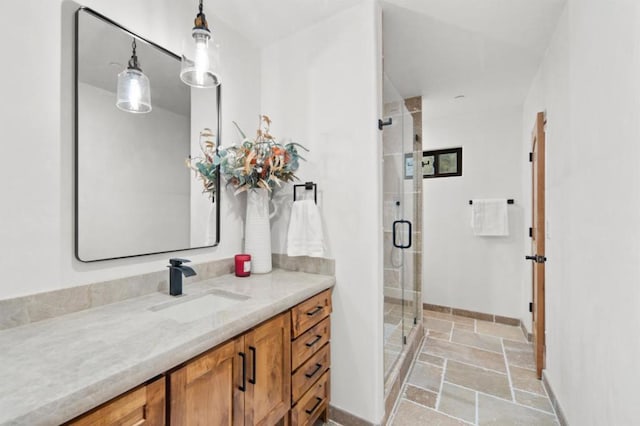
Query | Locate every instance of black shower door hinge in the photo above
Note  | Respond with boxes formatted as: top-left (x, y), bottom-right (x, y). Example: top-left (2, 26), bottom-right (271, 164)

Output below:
top-left (529, 302), bottom-right (533, 313)
top-left (529, 227), bottom-right (533, 238)
top-left (529, 152), bottom-right (534, 162)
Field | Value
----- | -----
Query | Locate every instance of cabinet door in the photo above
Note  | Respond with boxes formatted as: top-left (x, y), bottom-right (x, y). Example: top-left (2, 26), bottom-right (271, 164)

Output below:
top-left (244, 312), bottom-right (291, 426)
top-left (169, 338), bottom-right (244, 426)
top-left (66, 377), bottom-right (165, 426)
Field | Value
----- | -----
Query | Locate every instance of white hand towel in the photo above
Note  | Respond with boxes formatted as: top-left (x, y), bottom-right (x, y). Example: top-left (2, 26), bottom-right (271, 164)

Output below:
top-left (471, 199), bottom-right (509, 236)
top-left (287, 199), bottom-right (325, 257)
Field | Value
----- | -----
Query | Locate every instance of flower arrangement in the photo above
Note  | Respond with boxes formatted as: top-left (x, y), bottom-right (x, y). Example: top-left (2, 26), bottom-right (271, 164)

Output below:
top-left (188, 115), bottom-right (308, 198)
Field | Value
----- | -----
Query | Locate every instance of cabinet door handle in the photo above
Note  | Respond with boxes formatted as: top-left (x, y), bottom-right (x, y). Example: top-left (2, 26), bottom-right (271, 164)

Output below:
top-left (305, 335), bottom-right (322, 348)
top-left (305, 363), bottom-right (323, 378)
top-left (305, 397), bottom-right (324, 415)
top-left (249, 346), bottom-right (257, 385)
top-left (238, 352), bottom-right (246, 392)
top-left (306, 306), bottom-right (323, 316)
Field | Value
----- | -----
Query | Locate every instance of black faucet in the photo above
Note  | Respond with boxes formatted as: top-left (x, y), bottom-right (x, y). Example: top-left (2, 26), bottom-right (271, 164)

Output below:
top-left (168, 258), bottom-right (197, 296)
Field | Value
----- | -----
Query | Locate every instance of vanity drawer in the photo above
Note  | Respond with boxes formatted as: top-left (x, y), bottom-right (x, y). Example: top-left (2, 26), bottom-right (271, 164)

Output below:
top-left (292, 317), bottom-right (330, 371)
top-left (291, 289), bottom-right (332, 338)
top-left (66, 377), bottom-right (165, 426)
top-left (292, 343), bottom-right (330, 403)
top-left (291, 370), bottom-right (330, 426)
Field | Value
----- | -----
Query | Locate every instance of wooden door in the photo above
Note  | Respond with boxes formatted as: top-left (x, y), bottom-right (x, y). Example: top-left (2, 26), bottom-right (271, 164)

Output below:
top-left (244, 311), bottom-right (291, 426)
top-left (67, 377), bottom-right (165, 426)
top-left (530, 111), bottom-right (546, 379)
top-left (169, 338), bottom-right (244, 426)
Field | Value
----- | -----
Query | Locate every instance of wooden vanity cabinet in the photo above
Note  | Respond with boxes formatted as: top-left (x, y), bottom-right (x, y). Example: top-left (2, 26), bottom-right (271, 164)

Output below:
top-left (244, 311), bottom-right (291, 425)
top-left (169, 338), bottom-right (244, 426)
top-left (290, 289), bottom-right (332, 426)
top-left (169, 311), bottom-right (291, 426)
top-left (65, 377), bottom-right (165, 426)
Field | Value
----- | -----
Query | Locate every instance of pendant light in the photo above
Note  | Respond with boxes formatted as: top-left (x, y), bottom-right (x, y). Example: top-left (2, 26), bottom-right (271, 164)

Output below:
top-left (180, 0), bottom-right (221, 88)
top-left (116, 39), bottom-right (152, 113)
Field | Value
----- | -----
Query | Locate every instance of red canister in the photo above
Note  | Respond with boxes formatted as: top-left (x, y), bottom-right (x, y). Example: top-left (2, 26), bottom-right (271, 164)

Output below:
top-left (235, 254), bottom-right (251, 277)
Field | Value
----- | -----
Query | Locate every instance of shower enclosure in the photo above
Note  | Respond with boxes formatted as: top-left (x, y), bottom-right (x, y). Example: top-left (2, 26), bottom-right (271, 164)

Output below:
top-left (382, 74), bottom-right (423, 386)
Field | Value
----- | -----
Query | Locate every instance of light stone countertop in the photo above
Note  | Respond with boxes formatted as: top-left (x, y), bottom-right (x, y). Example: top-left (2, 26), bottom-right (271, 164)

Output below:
top-left (0, 269), bottom-right (335, 425)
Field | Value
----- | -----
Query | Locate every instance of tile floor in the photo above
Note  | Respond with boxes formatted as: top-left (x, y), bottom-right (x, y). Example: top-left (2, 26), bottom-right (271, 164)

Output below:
top-left (387, 309), bottom-right (560, 425)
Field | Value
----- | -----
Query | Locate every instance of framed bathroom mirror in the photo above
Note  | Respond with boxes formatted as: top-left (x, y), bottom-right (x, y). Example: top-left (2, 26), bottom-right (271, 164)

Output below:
top-left (75, 7), bottom-right (220, 262)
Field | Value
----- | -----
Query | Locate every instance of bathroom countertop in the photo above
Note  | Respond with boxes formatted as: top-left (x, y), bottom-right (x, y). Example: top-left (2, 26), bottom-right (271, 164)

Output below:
top-left (0, 269), bottom-right (335, 425)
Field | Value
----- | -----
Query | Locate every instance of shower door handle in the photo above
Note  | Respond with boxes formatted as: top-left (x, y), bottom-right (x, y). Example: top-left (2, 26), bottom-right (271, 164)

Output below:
top-left (393, 220), bottom-right (412, 249)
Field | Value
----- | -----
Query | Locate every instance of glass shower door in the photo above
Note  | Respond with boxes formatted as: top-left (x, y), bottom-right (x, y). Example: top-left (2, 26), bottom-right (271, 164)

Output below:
top-left (382, 74), bottom-right (417, 380)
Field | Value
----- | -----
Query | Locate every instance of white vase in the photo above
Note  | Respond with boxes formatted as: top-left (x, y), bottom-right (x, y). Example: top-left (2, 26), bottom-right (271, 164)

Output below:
top-left (244, 188), bottom-right (277, 274)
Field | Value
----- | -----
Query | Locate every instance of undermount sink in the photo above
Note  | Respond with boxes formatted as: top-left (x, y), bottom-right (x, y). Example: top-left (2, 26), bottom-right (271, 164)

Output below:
top-left (150, 289), bottom-right (250, 323)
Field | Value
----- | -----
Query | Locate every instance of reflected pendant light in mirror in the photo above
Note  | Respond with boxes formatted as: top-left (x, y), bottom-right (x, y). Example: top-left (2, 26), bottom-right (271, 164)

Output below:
top-left (180, 0), bottom-right (221, 88)
top-left (116, 39), bottom-right (152, 113)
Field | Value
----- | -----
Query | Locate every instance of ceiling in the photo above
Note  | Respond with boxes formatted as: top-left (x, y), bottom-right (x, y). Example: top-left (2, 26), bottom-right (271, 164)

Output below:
top-left (381, 0), bottom-right (566, 116)
top-left (208, 0), bottom-right (566, 117)
top-left (207, 0), bottom-right (363, 47)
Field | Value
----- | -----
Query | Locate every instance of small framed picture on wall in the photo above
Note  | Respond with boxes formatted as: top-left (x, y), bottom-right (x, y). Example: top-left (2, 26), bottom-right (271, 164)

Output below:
top-left (422, 147), bottom-right (462, 178)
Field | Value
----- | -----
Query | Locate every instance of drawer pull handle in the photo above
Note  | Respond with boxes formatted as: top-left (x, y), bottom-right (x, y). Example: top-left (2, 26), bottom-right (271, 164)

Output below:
top-left (305, 335), bottom-right (322, 347)
top-left (305, 397), bottom-right (324, 415)
top-left (238, 352), bottom-right (246, 392)
top-left (306, 306), bottom-right (323, 316)
top-left (305, 363), bottom-right (323, 378)
top-left (249, 346), bottom-right (257, 385)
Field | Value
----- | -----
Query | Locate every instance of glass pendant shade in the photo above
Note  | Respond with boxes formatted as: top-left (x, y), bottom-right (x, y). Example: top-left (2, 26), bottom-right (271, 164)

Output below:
top-left (116, 39), bottom-right (151, 114)
top-left (180, 28), bottom-right (221, 88)
top-left (116, 68), bottom-right (152, 113)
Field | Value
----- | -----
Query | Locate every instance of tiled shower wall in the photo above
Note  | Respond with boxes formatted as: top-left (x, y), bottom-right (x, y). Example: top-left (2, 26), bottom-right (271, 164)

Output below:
top-left (405, 96), bottom-right (423, 314)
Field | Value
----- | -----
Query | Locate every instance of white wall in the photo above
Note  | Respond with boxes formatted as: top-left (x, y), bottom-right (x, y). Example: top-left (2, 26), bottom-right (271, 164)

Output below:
top-left (0, 0), bottom-right (260, 299)
top-left (422, 105), bottom-right (524, 319)
top-left (522, 2), bottom-right (640, 424)
top-left (261, 1), bottom-right (384, 422)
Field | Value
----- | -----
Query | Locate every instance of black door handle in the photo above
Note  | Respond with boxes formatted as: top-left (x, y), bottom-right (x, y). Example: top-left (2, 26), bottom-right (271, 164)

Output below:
top-left (238, 352), bottom-right (246, 392)
top-left (249, 346), bottom-right (257, 385)
top-left (393, 220), bottom-right (412, 249)
top-left (526, 255), bottom-right (547, 263)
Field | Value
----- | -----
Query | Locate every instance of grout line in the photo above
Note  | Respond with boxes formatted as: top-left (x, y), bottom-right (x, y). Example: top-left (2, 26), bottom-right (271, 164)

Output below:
top-left (501, 338), bottom-right (516, 402)
top-left (441, 380), bottom-right (558, 417)
top-left (405, 382), bottom-right (439, 395)
top-left (402, 398), bottom-right (474, 425)
top-left (427, 356), bottom-right (508, 376)
top-left (515, 387), bottom-right (551, 398)
top-left (425, 335), bottom-right (504, 355)
top-left (413, 357), bottom-right (445, 369)
top-left (475, 391), bottom-right (479, 425)
top-left (434, 358), bottom-right (447, 410)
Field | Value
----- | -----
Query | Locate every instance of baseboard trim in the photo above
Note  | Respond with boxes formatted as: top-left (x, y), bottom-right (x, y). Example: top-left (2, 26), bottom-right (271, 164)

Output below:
top-left (329, 404), bottom-right (375, 426)
top-left (520, 322), bottom-right (533, 342)
top-left (423, 302), bottom-right (521, 327)
top-left (542, 372), bottom-right (569, 426)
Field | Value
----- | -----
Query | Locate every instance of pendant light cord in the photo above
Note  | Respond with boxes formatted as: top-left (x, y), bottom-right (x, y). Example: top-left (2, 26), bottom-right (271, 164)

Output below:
top-left (128, 39), bottom-right (140, 71)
